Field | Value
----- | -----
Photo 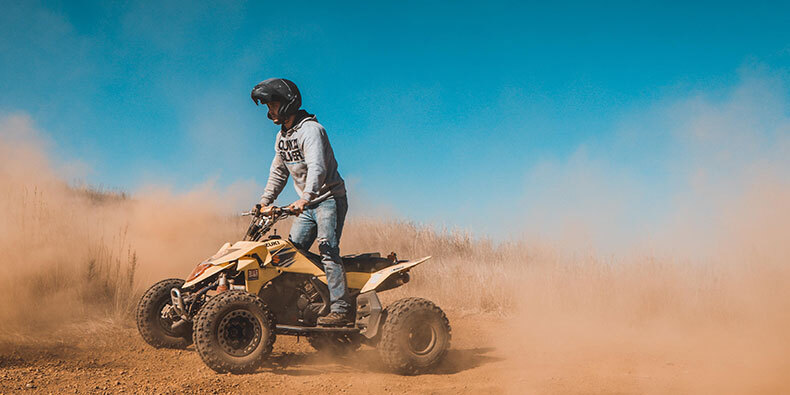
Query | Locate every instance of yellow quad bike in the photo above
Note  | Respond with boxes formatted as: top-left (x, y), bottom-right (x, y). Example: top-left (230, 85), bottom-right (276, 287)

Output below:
top-left (136, 206), bottom-right (451, 375)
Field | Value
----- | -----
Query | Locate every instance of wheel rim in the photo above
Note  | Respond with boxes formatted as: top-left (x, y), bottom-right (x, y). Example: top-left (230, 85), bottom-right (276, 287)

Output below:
top-left (407, 322), bottom-right (437, 355)
top-left (218, 309), bottom-right (262, 357)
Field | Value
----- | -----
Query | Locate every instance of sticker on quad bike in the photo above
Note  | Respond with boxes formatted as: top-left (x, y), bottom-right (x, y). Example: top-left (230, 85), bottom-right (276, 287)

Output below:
top-left (269, 247), bottom-right (298, 267)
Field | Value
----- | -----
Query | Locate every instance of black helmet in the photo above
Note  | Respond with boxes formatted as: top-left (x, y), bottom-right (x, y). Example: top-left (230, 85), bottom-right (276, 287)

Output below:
top-left (250, 78), bottom-right (301, 120)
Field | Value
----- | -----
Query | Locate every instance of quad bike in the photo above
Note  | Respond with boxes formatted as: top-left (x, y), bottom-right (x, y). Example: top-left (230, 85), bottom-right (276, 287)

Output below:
top-left (136, 206), bottom-right (451, 375)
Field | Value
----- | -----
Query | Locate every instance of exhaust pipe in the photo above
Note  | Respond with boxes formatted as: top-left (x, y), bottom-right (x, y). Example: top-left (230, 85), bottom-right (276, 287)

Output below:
top-left (377, 272), bottom-right (410, 292)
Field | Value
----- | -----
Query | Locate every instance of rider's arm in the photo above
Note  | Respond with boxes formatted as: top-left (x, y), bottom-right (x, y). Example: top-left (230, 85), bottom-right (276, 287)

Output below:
top-left (300, 124), bottom-right (329, 203)
top-left (259, 151), bottom-right (289, 206)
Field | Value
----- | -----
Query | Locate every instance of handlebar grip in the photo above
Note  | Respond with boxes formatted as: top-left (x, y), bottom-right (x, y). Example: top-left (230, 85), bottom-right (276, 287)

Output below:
top-left (280, 206), bottom-right (298, 215)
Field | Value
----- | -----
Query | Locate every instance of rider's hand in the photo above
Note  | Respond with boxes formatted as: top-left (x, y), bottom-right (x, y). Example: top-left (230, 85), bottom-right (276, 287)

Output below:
top-left (289, 199), bottom-right (309, 215)
top-left (254, 204), bottom-right (274, 216)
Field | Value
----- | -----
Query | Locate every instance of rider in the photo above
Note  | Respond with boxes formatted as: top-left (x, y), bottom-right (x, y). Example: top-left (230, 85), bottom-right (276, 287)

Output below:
top-left (250, 78), bottom-right (352, 326)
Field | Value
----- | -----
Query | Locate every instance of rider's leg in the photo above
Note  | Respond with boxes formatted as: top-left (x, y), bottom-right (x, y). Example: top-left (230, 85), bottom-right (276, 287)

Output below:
top-left (314, 196), bottom-right (351, 320)
top-left (288, 208), bottom-right (317, 250)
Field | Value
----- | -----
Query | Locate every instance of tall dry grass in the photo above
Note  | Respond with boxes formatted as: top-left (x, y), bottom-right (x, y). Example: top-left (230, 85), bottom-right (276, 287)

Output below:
top-left (340, 219), bottom-right (527, 313)
top-left (2, 176), bottom-right (788, 345)
top-left (0, 115), bottom-right (245, 345)
top-left (340, 217), bottom-right (790, 327)
top-left (0, 185), bottom-right (135, 338)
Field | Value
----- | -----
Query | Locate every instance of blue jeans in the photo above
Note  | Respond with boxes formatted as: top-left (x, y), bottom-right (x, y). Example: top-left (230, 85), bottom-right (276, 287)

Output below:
top-left (288, 196), bottom-right (351, 314)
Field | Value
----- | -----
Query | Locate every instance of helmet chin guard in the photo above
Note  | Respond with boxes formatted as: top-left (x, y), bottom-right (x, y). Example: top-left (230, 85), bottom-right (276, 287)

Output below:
top-left (251, 78), bottom-right (302, 119)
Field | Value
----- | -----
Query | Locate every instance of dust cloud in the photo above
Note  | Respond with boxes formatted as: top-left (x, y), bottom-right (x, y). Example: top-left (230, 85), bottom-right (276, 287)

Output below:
top-left (0, 113), bottom-right (250, 343)
top-left (0, 73), bottom-right (788, 392)
top-left (493, 75), bottom-right (790, 393)
top-left (342, 74), bottom-right (790, 392)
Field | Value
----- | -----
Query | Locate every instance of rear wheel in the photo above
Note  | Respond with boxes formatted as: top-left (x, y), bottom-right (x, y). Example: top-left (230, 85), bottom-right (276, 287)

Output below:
top-left (377, 297), bottom-right (451, 374)
top-left (136, 278), bottom-right (193, 349)
top-left (193, 291), bottom-right (276, 374)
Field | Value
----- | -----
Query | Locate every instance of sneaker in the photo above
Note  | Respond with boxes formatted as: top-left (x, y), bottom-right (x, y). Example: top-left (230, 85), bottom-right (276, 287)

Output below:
top-left (317, 312), bottom-right (353, 327)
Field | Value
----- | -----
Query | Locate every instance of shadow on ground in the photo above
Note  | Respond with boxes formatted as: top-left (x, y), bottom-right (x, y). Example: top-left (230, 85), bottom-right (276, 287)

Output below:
top-left (262, 347), bottom-right (502, 376)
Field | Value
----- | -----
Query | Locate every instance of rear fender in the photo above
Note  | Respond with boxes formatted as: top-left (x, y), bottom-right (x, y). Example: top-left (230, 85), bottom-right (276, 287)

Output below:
top-left (360, 256), bottom-right (431, 293)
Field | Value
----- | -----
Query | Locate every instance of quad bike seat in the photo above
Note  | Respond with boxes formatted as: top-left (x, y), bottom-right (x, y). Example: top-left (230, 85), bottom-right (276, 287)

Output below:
top-left (301, 250), bottom-right (395, 273)
top-left (341, 252), bottom-right (395, 273)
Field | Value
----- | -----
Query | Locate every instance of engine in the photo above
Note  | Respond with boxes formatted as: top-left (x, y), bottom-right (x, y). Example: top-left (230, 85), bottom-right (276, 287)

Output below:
top-left (258, 274), bottom-right (325, 326)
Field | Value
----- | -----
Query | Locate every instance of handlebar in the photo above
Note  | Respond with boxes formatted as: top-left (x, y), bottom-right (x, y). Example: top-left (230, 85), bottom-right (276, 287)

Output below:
top-left (240, 205), bottom-right (298, 217)
top-left (240, 205), bottom-right (297, 241)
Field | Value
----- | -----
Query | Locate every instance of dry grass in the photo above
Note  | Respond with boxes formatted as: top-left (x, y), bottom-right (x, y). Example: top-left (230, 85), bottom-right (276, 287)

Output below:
top-left (2, 185), bottom-right (788, 392)
top-left (2, 185), bottom-right (787, 334)
top-left (0, 186), bottom-right (137, 340)
top-left (340, 219), bottom-right (529, 313)
top-left (342, 218), bottom-right (790, 327)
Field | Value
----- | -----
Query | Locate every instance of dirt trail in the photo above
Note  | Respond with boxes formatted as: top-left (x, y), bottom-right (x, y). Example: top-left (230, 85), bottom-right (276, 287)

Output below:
top-left (3, 311), bottom-right (777, 394)
top-left (0, 313), bottom-right (501, 394)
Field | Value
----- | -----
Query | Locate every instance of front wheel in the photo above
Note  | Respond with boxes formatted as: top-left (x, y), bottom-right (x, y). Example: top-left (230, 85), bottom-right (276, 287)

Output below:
top-left (377, 297), bottom-right (451, 374)
top-left (193, 291), bottom-right (276, 374)
top-left (136, 278), bottom-right (193, 349)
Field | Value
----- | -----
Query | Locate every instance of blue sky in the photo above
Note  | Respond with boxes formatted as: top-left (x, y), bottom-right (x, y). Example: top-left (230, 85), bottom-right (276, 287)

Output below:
top-left (1, 1), bottom-right (789, 239)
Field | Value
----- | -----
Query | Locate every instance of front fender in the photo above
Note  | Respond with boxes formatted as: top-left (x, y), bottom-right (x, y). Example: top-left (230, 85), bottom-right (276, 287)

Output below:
top-left (182, 241), bottom-right (270, 289)
top-left (183, 261), bottom-right (235, 288)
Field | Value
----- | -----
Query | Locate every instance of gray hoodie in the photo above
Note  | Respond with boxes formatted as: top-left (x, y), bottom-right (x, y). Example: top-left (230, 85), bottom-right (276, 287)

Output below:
top-left (259, 113), bottom-right (346, 206)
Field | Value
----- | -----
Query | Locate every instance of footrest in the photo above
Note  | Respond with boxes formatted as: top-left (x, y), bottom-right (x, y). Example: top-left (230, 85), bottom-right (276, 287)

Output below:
top-left (275, 324), bottom-right (359, 336)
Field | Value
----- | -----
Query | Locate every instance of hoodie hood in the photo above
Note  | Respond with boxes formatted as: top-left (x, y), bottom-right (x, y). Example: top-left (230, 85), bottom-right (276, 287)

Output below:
top-left (281, 109), bottom-right (316, 136)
